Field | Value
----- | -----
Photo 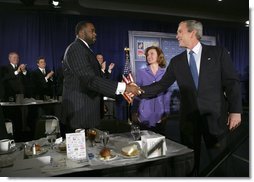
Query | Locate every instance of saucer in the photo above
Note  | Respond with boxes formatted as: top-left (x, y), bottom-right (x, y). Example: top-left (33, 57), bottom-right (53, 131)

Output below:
top-left (0, 155), bottom-right (15, 167)
top-left (98, 154), bottom-right (118, 161)
top-left (97, 150), bottom-right (118, 161)
top-left (0, 147), bottom-right (17, 155)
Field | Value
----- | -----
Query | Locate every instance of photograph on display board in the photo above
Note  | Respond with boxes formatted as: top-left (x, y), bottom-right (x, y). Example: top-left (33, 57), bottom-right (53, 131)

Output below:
top-left (135, 38), bottom-right (160, 59)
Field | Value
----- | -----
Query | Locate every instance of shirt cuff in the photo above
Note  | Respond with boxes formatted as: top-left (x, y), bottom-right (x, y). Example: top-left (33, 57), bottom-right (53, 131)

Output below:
top-left (115, 82), bottom-right (126, 95)
top-left (108, 69), bottom-right (112, 73)
top-left (14, 71), bottom-right (18, 75)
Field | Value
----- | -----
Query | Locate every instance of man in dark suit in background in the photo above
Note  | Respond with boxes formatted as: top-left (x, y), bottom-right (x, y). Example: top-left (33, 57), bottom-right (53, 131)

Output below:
top-left (31, 57), bottom-right (54, 100)
top-left (61, 21), bottom-right (142, 134)
top-left (0, 66), bottom-right (5, 101)
top-left (2, 52), bottom-right (29, 101)
top-left (140, 20), bottom-right (242, 175)
top-left (96, 53), bottom-right (115, 79)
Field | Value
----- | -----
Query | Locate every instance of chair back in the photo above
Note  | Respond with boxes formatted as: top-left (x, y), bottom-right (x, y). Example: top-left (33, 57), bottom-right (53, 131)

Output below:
top-left (34, 115), bottom-right (60, 139)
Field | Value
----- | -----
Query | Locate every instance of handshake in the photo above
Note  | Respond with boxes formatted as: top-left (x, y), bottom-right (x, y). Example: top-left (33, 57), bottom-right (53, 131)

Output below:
top-left (122, 73), bottom-right (144, 103)
top-left (124, 83), bottom-right (144, 103)
top-left (125, 83), bottom-right (144, 96)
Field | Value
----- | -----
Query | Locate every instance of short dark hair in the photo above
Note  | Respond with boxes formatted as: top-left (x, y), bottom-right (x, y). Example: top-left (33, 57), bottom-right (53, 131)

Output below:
top-left (75, 21), bottom-right (92, 35)
top-left (36, 56), bottom-right (45, 63)
top-left (96, 53), bottom-right (103, 56)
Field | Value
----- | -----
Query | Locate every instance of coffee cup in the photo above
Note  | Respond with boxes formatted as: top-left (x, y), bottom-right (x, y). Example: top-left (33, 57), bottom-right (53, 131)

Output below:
top-left (0, 139), bottom-right (15, 152)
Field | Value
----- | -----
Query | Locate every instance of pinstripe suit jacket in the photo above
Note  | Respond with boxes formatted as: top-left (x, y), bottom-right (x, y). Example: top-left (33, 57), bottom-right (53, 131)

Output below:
top-left (62, 38), bottom-right (118, 130)
top-left (141, 44), bottom-right (242, 140)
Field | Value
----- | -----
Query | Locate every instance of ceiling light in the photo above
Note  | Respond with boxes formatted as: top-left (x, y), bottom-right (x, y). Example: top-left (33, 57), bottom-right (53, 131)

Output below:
top-left (52, 1), bottom-right (59, 6)
top-left (245, 20), bottom-right (249, 27)
top-left (51, 0), bottom-right (61, 8)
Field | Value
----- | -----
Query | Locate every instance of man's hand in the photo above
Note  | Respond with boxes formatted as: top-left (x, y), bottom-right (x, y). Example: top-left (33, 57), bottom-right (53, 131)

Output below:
top-left (46, 71), bottom-right (54, 79)
top-left (125, 83), bottom-right (144, 96)
top-left (108, 63), bottom-right (115, 70)
top-left (18, 64), bottom-right (26, 72)
top-left (101, 61), bottom-right (106, 71)
top-left (227, 113), bottom-right (241, 131)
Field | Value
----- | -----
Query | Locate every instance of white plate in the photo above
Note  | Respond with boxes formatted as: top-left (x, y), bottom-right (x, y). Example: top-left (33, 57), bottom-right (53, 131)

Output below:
top-left (98, 154), bottom-right (118, 161)
top-left (0, 146), bottom-right (17, 155)
top-left (26, 147), bottom-right (48, 156)
top-left (120, 150), bottom-right (140, 159)
top-left (97, 150), bottom-right (118, 161)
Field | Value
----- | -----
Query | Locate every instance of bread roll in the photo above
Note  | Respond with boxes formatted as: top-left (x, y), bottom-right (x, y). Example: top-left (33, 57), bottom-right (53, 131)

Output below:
top-left (35, 144), bottom-right (41, 151)
top-left (100, 148), bottom-right (111, 159)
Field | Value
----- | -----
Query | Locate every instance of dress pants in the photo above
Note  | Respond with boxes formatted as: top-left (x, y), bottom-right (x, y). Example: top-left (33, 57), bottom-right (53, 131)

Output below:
top-left (180, 118), bottom-right (227, 176)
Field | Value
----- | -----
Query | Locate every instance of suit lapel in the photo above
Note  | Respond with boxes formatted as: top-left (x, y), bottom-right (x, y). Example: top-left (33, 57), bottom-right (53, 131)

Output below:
top-left (76, 39), bottom-right (101, 76)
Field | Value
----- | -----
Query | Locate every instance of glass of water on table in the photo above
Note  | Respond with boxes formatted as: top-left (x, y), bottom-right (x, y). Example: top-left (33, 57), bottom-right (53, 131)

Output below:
top-left (131, 125), bottom-right (141, 141)
top-left (100, 131), bottom-right (109, 148)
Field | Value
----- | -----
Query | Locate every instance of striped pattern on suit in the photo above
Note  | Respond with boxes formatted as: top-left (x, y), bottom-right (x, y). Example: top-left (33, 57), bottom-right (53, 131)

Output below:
top-left (62, 38), bottom-right (118, 130)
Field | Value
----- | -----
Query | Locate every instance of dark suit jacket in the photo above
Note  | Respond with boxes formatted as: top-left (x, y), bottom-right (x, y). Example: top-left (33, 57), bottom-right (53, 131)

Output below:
top-left (141, 44), bottom-right (242, 141)
top-left (0, 106), bottom-right (8, 139)
top-left (62, 38), bottom-right (118, 130)
top-left (0, 66), bottom-right (5, 101)
top-left (31, 68), bottom-right (54, 100)
top-left (2, 64), bottom-right (29, 101)
top-left (102, 69), bottom-right (112, 79)
top-left (55, 66), bottom-right (64, 96)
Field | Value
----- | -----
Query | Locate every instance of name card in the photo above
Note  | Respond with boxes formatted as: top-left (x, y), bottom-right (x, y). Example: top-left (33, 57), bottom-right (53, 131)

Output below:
top-left (141, 134), bottom-right (167, 158)
top-left (66, 132), bottom-right (87, 161)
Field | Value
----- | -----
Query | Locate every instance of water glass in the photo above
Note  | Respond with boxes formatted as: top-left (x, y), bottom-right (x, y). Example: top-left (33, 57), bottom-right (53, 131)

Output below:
top-left (47, 133), bottom-right (57, 149)
top-left (87, 129), bottom-right (97, 147)
top-left (100, 131), bottom-right (109, 147)
top-left (131, 125), bottom-right (141, 141)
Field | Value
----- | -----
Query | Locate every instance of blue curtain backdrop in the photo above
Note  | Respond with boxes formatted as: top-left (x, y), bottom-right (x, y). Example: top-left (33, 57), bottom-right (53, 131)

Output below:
top-left (0, 12), bottom-right (249, 120)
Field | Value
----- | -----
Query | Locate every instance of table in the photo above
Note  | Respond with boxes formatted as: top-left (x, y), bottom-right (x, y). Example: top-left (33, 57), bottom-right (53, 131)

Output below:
top-left (1, 99), bottom-right (61, 141)
top-left (0, 131), bottom-right (194, 177)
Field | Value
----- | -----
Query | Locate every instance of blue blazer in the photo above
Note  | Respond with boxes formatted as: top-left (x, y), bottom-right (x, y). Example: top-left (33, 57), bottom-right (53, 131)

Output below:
top-left (141, 44), bottom-right (242, 139)
top-left (62, 38), bottom-right (118, 130)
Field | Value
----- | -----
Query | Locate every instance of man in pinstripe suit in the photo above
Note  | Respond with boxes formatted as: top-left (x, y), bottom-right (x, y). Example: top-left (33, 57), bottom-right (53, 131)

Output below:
top-left (61, 21), bottom-right (143, 134)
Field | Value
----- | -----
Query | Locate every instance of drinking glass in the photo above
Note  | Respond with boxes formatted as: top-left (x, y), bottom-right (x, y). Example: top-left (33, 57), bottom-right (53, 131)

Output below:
top-left (87, 129), bottom-right (97, 147)
top-left (131, 125), bottom-right (141, 141)
top-left (47, 133), bottom-right (57, 150)
top-left (100, 131), bottom-right (109, 148)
